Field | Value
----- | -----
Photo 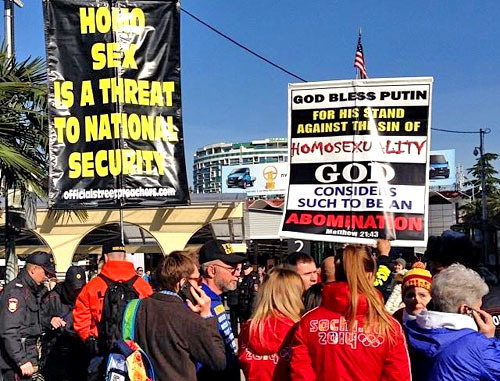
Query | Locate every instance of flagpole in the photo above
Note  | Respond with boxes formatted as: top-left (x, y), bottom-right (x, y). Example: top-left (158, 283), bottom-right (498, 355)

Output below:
top-left (356, 28), bottom-right (362, 79)
top-left (354, 28), bottom-right (367, 80)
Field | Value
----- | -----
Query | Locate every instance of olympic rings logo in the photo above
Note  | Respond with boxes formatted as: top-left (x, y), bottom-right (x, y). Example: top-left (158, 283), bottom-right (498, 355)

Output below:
top-left (358, 333), bottom-right (384, 348)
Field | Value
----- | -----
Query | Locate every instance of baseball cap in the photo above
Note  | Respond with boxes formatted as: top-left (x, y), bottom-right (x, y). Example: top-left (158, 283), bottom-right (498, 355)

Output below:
top-left (102, 240), bottom-right (126, 256)
top-left (198, 239), bottom-right (246, 265)
top-left (26, 251), bottom-right (56, 277)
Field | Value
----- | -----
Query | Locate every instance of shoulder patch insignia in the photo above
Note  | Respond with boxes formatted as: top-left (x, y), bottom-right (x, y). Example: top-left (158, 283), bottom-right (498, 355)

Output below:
top-left (8, 298), bottom-right (18, 313)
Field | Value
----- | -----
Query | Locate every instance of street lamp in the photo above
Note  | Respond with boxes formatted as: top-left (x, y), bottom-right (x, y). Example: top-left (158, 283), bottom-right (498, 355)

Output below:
top-left (4, 0), bottom-right (23, 59)
top-left (473, 128), bottom-right (491, 265)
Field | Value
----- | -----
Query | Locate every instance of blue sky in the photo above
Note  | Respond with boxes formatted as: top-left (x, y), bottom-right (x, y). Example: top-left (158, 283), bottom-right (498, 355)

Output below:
top-left (5, 0), bottom-right (499, 183)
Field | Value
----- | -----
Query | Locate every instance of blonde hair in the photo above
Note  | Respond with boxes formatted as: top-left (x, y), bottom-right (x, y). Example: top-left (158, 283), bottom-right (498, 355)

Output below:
top-left (249, 267), bottom-right (304, 341)
top-left (337, 245), bottom-right (398, 342)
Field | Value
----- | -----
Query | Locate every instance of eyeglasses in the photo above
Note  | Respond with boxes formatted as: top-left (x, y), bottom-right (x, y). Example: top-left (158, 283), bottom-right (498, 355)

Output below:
top-left (213, 264), bottom-right (241, 275)
top-left (188, 276), bottom-right (203, 285)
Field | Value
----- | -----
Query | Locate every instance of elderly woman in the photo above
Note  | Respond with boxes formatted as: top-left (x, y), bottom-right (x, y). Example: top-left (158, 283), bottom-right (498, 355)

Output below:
top-left (406, 264), bottom-right (500, 380)
top-left (392, 265), bottom-right (432, 327)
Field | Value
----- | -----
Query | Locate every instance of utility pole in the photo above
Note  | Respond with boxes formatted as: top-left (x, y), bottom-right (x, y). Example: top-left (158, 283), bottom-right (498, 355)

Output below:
top-left (479, 129), bottom-right (488, 265)
top-left (4, 0), bottom-right (14, 58)
top-left (3, 0), bottom-right (23, 282)
top-left (474, 128), bottom-right (490, 266)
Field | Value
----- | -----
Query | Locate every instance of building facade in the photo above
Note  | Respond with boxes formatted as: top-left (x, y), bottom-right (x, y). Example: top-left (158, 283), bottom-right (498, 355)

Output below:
top-left (193, 138), bottom-right (288, 193)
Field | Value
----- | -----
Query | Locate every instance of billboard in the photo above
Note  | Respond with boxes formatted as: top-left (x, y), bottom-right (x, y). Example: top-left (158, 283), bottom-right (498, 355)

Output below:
top-left (44, 0), bottom-right (189, 209)
top-left (280, 77), bottom-right (433, 247)
top-left (429, 149), bottom-right (455, 188)
top-left (221, 163), bottom-right (288, 196)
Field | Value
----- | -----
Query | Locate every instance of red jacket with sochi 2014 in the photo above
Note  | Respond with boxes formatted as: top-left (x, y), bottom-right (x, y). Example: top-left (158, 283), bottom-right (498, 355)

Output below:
top-left (290, 282), bottom-right (411, 381)
top-left (238, 315), bottom-right (296, 381)
top-left (73, 260), bottom-right (153, 341)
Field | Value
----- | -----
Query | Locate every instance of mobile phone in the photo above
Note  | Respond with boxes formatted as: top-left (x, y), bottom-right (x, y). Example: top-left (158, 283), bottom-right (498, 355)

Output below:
top-left (178, 281), bottom-right (198, 305)
top-left (465, 306), bottom-right (473, 317)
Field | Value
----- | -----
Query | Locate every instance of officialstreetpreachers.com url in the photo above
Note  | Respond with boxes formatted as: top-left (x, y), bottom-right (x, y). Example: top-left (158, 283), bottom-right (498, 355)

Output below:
top-left (62, 188), bottom-right (176, 200)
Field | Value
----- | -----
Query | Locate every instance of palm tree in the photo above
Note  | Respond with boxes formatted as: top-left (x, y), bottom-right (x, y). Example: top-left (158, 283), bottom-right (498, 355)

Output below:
top-left (0, 48), bottom-right (48, 281)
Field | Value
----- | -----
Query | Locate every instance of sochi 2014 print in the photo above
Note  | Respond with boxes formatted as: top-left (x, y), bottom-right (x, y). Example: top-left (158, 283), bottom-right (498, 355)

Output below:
top-left (279, 77), bottom-right (433, 246)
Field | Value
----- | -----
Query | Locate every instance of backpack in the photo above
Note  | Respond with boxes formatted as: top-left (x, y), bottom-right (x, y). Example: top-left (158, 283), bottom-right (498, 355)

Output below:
top-left (105, 299), bottom-right (155, 381)
top-left (97, 274), bottom-right (139, 354)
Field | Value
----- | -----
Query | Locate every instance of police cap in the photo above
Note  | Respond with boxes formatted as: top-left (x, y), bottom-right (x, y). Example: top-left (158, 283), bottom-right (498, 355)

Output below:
top-left (26, 251), bottom-right (56, 277)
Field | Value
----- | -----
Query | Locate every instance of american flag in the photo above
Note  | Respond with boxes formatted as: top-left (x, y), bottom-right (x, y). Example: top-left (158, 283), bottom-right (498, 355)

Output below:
top-left (354, 33), bottom-right (368, 79)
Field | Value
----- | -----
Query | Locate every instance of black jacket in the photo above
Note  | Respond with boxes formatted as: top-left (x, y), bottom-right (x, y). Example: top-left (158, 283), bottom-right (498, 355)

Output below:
top-left (40, 283), bottom-right (87, 381)
top-left (238, 270), bottom-right (259, 318)
top-left (374, 256), bottom-right (395, 302)
top-left (135, 292), bottom-right (226, 381)
top-left (0, 269), bottom-right (46, 370)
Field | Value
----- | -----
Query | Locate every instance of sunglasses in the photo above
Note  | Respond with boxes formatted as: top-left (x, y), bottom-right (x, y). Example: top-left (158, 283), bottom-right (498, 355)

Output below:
top-left (213, 264), bottom-right (241, 275)
top-left (188, 276), bottom-right (203, 285)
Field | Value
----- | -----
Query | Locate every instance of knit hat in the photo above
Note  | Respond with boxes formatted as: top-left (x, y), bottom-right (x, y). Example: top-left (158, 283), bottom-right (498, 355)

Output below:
top-left (394, 258), bottom-right (406, 269)
top-left (412, 261), bottom-right (426, 269)
top-left (402, 268), bottom-right (432, 292)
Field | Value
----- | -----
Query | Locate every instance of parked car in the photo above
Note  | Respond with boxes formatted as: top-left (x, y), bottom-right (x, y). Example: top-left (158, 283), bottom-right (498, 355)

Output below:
top-left (226, 167), bottom-right (255, 189)
top-left (430, 154), bottom-right (450, 179)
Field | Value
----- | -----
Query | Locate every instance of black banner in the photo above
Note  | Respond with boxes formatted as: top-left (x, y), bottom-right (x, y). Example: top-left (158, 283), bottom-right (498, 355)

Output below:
top-left (44, 0), bottom-right (188, 209)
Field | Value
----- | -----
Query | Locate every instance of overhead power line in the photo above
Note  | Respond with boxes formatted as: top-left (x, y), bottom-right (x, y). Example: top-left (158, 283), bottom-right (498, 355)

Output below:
top-left (431, 127), bottom-right (483, 134)
top-left (181, 8), bottom-right (492, 138)
top-left (180, 8), bottom-right (307, 82)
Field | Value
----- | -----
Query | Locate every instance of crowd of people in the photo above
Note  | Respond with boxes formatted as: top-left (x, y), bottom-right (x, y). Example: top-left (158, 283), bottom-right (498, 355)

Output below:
top-left (0, 232), bottom-right (499, 380)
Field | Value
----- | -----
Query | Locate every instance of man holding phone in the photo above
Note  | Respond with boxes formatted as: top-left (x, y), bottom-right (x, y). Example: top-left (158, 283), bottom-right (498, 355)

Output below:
top-left (198, 239), bottom-right (246, 381)
top-left (134, 251), bottom-right (226, 380)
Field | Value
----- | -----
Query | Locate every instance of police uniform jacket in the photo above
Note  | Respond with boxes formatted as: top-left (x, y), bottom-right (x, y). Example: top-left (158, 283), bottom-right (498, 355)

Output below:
top-left (0, 269), bottom-right (46, 370)
top-left (238, 271), bottom-right (259, 314)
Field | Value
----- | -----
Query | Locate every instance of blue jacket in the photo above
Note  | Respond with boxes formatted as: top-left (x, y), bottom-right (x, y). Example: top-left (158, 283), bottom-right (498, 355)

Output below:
top-left (198, 283), bottom-right (239, 381)
top-left (406, 311), bottom-right (500, 380)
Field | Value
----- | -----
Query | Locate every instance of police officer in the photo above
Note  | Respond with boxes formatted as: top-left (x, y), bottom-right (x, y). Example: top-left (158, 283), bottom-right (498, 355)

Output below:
top-left (237, 262), bottom-right (259, 322)
top-left (0, 251), bottom-right (57, 380)
top-left (225, 286), bottom-right (240, 336)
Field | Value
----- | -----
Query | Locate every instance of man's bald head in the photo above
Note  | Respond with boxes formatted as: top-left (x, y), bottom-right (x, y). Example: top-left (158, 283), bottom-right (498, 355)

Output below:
top-left (321, 256), bottom-right (336, 283)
